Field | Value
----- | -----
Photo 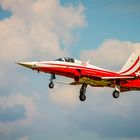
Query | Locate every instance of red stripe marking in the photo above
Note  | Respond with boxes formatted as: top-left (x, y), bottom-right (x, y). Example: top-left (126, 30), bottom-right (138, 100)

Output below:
top-left (40, 62), bottom-right (118, 76)
top-left (120, 57), bottom-right (139, 74)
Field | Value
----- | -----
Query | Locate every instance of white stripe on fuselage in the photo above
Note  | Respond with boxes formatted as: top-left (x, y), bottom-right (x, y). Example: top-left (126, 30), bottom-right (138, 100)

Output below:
top-left (37, 61), bottom-right (116, 75)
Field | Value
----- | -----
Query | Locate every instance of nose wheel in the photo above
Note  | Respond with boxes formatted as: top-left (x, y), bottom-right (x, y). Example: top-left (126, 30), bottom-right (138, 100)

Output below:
top-left (49, 81), bottom-right (54, 89)
top-left (79, 83), bottom-right (87, 102)
top-left (48, 74), bottom-right (55, 89)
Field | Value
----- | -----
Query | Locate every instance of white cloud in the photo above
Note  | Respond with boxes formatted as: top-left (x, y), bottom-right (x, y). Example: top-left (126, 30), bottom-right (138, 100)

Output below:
top-left (0, 94), bottom-right (35, 117)
top-left (0, 94), bottom-right (37, 136)
top-left (0, 0), bottom-right (86, 62)
top-left (80, 39), bottom-right (140, 71)
top-left (49, 84), bottom-right (80, 106)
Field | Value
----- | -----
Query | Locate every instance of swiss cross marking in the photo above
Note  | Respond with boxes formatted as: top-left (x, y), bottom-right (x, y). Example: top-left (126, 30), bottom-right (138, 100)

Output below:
top-left (82, 61), bottom-right (87, 66)
top-left (135, 71), bottom-right (140, 77)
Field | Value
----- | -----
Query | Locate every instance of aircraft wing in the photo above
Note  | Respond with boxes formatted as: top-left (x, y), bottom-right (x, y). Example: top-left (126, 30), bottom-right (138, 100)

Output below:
top-left (70, 75), bottom-right (135, 86)
top-left (76, 69), bottom-right (135, 81)
top-left (70, 81), bottom-right (82, 85)
top-left (80, 72), bottom-right (135, 81)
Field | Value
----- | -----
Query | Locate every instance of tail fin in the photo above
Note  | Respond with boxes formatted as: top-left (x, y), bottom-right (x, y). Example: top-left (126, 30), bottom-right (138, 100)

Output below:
top-left (119, 53), bottom-right (140, 76)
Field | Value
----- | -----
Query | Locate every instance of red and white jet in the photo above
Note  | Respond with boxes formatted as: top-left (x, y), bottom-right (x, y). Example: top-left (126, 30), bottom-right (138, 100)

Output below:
top-left (17, 53), bottom-right (140, 101)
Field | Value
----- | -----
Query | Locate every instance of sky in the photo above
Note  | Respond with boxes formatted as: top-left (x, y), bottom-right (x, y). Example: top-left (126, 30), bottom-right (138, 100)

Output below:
top-left (0, 0), bottom-right (140, 140)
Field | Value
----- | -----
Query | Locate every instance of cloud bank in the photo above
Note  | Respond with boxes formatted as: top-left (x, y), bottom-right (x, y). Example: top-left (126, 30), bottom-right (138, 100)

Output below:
top-left (0, 0), bottom-right (86, 62)
top-left (81, 39), bottom-right (140, 70)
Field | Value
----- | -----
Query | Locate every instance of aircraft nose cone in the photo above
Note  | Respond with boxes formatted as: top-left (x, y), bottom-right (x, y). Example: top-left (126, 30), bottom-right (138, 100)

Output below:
top-left (16, 62), bottom-right (33, 69)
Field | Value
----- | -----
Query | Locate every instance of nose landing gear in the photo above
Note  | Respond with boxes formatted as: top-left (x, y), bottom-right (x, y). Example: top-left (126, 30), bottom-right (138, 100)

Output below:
top-left (49, 81), bottom-right (54, 89)
top-left (79, 83), bottom-right (87, 102)
top-left (48, 74), bottom-right (55, 89)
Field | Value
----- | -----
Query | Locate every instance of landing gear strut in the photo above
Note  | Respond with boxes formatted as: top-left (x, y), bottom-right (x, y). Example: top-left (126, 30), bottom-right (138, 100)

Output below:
top-left (79, 83), bottom-right (87, 101)
top-left (48, 74), bottom-right (55, 89)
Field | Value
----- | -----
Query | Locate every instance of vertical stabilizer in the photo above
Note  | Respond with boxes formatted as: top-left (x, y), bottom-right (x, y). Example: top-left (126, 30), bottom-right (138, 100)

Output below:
top-left (119, 53), bottom-right (140, 76)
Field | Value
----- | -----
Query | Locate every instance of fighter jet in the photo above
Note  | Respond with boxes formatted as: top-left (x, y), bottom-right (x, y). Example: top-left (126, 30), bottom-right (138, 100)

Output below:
top-left (17, 53), bottom-right (140, 101)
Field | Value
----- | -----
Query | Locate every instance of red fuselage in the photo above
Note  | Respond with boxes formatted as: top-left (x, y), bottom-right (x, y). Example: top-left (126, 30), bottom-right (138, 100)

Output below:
top-left (17, 55), bottom-right (140, 101)
top-left (32, 60), bottom-right (140, 91)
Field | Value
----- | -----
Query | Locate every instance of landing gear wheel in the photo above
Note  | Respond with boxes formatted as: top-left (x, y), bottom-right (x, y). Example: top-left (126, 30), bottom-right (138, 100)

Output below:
top-left (112, 90), bottom-right (120, 99)
top-left (49, 82), bottom-right (54, 89)
top-left (79, 94), bottom-right (86, 101)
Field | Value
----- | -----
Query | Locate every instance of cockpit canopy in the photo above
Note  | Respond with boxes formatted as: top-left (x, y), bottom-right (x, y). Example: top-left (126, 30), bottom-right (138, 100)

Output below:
top-left (55, 57), bottom-right (75, 63)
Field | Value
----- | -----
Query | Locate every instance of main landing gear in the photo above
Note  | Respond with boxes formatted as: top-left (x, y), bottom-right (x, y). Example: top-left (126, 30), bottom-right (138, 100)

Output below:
top-left (48, 74), bottom-right (55, 89)
top-left (112, 90), bottom-right (120, 98)
top-left (79, 83), bottom-right (87, 102)
top-left (112, 86), bottom-right (120, 99)
top-left (48, 76), bottom-right (120, 100)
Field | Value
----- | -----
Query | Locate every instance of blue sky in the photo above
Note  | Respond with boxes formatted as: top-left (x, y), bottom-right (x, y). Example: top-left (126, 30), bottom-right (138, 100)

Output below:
top-left (61, 0), bottom-right (140, 57)
top-left (0, 0), bottom-right (140, 140)
top-left (0, 6), bottom-right (11, 20)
